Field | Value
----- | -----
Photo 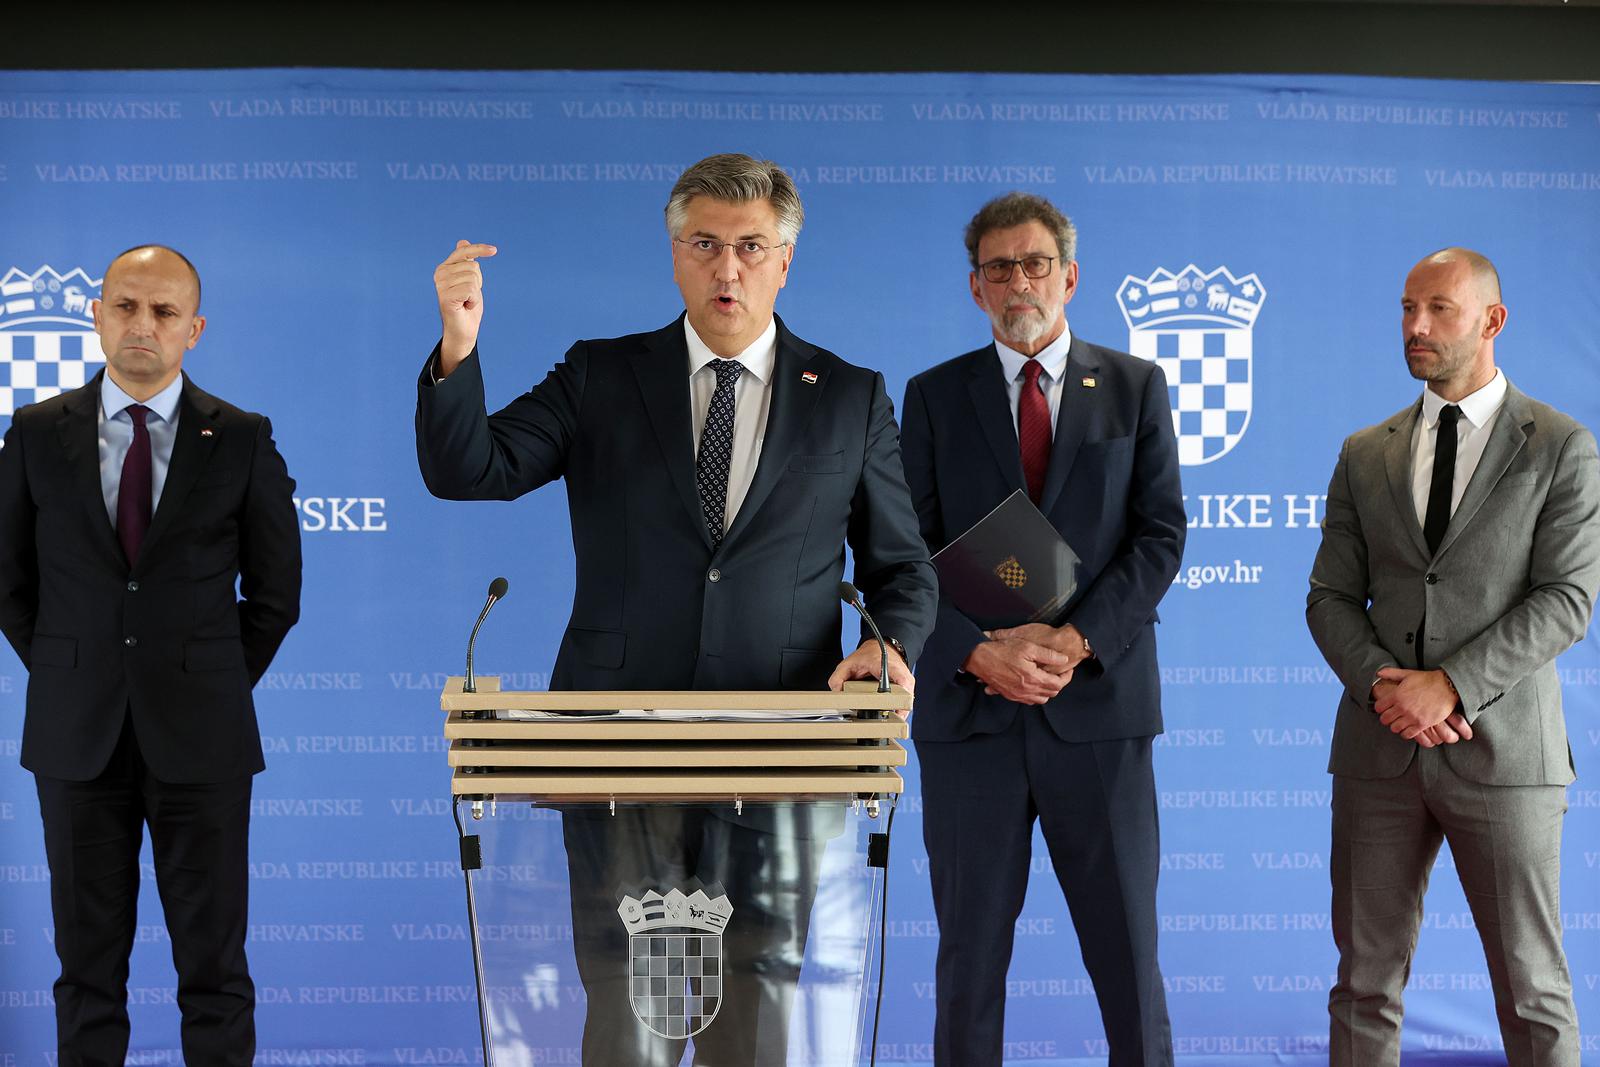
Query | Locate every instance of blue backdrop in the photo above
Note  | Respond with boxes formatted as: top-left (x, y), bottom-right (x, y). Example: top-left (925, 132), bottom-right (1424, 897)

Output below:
top-left (2, 68), bottom-right (1599, 1065)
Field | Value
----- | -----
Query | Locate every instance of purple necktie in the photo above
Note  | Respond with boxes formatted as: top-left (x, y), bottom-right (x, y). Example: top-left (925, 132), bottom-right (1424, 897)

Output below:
top-left (1019, 360), bottom-right (1051, 505)
top-left (117, 404), bottom-right (153, 565)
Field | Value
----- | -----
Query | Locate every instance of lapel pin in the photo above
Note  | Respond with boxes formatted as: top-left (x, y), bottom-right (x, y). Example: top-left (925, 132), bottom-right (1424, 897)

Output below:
top-left (801, 371), bottom-right (818, 385)
top-left (200, 428), bottom-right (214, 437)
top-left (1081, 377), bottom-right (1097, 388)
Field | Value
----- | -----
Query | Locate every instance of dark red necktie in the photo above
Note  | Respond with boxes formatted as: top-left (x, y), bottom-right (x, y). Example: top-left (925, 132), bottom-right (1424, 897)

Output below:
top-left (117, 404), bottom-right (153, 565)
top-left (1019, 360), bottom-right (1051, 505)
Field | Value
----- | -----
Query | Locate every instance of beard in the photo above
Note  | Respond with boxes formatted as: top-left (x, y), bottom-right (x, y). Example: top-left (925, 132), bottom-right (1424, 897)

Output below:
top-left (1404, 333), bottom-right (1478, 383)
top-left (987, 292), bottom-right (1056, 347)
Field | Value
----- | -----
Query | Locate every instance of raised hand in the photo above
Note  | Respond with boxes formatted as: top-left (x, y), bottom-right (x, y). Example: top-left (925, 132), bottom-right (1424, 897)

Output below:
top-left (433, 239), bottom-right (498, 376)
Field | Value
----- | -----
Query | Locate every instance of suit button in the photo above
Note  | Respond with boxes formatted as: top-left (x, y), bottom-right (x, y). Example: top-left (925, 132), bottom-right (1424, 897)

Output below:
top-left (123, 636), bottom-right (138, 648)
top-left (127, 580), bottom-right (140, 592)
top-left (1425, 573), bottom-right (1438, 585)
top-left (707, 568), bottom-right (721, 583)
top-left (1404, 632), bottom-right (1414, 643)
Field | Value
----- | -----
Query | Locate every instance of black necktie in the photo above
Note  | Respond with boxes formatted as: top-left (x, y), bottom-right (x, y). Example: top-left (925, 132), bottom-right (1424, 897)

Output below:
top-left (696, 359), bottom-right (743, 548)
top-left (1423, 404), bottom-right (1461, 555)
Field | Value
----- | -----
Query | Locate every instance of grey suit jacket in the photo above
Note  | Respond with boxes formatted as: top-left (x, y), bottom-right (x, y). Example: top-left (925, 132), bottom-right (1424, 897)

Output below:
top-left (1306, 381), bottom-right (1600, 785)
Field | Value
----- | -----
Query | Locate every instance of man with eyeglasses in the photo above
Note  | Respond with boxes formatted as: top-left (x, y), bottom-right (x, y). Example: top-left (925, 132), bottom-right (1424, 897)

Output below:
top-left (414, 153), bottom-right (936, 1064)
top-left (899, 192), bottom-right (1185, 1067)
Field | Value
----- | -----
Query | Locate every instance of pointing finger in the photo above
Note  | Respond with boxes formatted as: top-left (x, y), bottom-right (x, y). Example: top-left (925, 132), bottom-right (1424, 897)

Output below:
top-left (447, 241), bottom-right (499, 263)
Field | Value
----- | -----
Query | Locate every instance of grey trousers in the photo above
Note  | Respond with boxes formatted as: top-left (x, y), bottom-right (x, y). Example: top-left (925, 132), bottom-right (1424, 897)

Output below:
top-left (1329, 747), bottom-right (1577, 1067)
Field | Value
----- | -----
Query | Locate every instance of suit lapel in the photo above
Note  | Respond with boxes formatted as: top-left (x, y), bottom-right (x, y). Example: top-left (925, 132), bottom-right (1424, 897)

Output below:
top-left (1436, 384), bottom-right (1530, 558)
top-left (1039, 337), bottom-right (1096, 515)
top-left (631, 318), bottom-right (712, 550)
top-left (137, 375), bottom-right (222, 571)
top-left (55, 371), bottom-right (123, 567)
top-left (1382, 400), bottom-right (1430, 560)
top-left (722, 316), bottom-right (825, 548)
top-left (968, 346), bottom-right (1027, 495)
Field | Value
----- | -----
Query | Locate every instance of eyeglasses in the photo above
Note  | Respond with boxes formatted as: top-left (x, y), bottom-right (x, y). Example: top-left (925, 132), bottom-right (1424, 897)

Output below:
top-left (977, 256), bottom-right (1057, 284)
top-left (674, 237), bottom-right (789, 266)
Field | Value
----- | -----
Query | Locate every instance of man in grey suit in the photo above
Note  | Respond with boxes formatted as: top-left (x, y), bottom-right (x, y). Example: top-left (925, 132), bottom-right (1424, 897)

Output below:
top-left (1306, 247), bottom-right (1600, 1066)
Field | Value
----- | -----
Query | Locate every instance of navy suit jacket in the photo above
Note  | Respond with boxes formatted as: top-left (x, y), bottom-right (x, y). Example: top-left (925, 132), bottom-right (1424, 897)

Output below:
top-left (900, 336), bottom-right (1185, 742)
top-left (0, 371), bottom-right (302, 783)
top-left (415, 314), bottom-right (936, 692)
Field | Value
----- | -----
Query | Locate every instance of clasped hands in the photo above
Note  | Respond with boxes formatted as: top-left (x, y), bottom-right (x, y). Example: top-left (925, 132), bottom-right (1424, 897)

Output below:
top-left (1371, 666), bottom-right (1473, 748)
top-left (961, 623), bottom-right (1091, 705)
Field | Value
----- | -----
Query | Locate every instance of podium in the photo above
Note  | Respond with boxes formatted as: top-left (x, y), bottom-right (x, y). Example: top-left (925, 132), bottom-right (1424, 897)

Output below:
top-left (440, 677), bottom-right (909, 1067)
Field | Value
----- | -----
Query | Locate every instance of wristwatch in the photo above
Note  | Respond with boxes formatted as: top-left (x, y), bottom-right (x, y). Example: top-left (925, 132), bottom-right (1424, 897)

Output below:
top-left (885, 636), bottom-right (908, 662)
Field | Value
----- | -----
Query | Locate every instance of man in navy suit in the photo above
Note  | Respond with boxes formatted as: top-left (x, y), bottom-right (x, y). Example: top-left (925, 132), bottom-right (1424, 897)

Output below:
top-left (0, 245), bottom-right (302, 1063)
top-left (900, 193), bottom-right (1185, 1067)
top-left (415, 154), bottom-right (936, 1064)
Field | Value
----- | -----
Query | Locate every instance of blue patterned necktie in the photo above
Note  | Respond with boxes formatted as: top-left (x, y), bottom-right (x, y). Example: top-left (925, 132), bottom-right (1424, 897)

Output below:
top-left (696, 359), bottom-right (744, 547)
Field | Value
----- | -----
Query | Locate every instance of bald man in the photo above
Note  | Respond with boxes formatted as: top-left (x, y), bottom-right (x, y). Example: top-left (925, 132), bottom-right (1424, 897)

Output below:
top-left (0, 245), bottom-right (301, 1063)
top-left (1306, 248), bottom-right (1600, 1066)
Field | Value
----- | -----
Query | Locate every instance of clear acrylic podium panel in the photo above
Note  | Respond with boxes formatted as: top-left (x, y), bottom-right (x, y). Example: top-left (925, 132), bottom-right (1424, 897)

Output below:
top-left (461, 798), bottom-right (887, 1067)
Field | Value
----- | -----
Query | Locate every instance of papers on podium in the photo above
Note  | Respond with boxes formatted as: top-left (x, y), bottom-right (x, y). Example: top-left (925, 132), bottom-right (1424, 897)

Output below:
top-left (931, 489), bottom-right (1080, 629)
top-left (492, 708), bottom-right (848, 721)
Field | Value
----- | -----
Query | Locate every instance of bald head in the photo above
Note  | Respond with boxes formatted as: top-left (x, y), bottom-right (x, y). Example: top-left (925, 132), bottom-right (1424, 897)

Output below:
top-left (1416, 247), bottom-right (1501, 307)
top-left (106, 244), bottom-right (202, 311)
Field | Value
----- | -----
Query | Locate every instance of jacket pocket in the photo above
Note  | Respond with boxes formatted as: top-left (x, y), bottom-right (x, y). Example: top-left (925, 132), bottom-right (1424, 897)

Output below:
top-left (31, 633), bottom-right (76, 668)
top-left (567, 628), bottom-right (625, 670)
top-left (194, 470), bottom-right (235, 489)
top-left (780, 647), bottom-right (836, 689)
top-left (184, 638), bottom-right (245, 672)
top-left (787, 451), bottom-right (844, 474)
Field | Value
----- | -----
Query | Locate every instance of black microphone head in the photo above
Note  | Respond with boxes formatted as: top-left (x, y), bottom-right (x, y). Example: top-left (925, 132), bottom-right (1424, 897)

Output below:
top-left (837, 580), bottom-right (859, 605)
top-left (488, 577), bottom-right (509, 600)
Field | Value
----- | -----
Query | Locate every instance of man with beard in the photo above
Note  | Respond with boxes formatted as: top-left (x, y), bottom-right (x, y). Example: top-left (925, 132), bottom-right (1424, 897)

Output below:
top-left (899, 192), bottom-right (1185, 1066)
top-left (415, 153), bottom-right (935, 1065)
top-left (1306, 248), bottom-right (1600, 1066)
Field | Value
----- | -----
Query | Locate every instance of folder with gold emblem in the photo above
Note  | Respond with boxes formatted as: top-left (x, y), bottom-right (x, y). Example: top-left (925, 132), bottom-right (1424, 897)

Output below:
top-left (930, 489), bottom-right (1080, 629)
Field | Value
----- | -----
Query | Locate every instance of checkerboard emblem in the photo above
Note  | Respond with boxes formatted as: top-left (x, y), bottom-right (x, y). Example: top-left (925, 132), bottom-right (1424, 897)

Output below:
top-left (618, 887), bottom-right (733, 1040)
top-left (0, 265), bottom-right (105, 422)
top-left (1117, 265), bottom-right (1266, 466)
top-left (993, 555), bottom-right (1028, 590)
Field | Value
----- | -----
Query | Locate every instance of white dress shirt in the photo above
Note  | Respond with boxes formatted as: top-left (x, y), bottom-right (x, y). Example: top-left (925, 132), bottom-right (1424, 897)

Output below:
top-left (993, 322), bottom-right (1072, 433)
top-left (687, 317), bottom-right (777, 534)
top-left (1410, 368), bottom-right (1509, 529)
top-left (99, 372), bottom-right (183, 525)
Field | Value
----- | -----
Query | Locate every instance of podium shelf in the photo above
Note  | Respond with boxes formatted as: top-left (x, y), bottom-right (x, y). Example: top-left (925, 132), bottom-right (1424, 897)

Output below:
top-left (448, 740), bottom-right (907, 769)
top-left (450, 767), bottom-right (904, 798)
top-left (444, 711), bottom-right (908, 741)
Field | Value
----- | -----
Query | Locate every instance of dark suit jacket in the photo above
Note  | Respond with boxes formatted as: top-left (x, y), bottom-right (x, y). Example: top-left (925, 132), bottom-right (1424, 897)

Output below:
top-left (900, 336), bottom-right (1186, 743)
top-left (415, 314), bottom-right (936, 691)
top-left (0, 371), bottom-right (302, 784)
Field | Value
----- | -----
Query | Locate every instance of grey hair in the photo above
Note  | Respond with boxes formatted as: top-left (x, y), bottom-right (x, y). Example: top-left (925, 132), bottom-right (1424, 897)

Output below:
top-left (664, 153), bottom-right (804, 245)
top-left (964, 192), bottom-right (1077, 269)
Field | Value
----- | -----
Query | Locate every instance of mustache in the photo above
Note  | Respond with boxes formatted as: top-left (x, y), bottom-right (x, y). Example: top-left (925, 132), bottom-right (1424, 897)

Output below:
top-left (1406, 335), bottom-right (1437, 352)
top-left (1003, 293), bottom-right (1046, 316)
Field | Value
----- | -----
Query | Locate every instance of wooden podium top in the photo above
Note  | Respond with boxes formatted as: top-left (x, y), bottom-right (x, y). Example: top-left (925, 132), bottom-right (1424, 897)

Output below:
top-left (439, 676), bottom-right (912, 713)
top-left (440, 677), bottom-right (908, 800)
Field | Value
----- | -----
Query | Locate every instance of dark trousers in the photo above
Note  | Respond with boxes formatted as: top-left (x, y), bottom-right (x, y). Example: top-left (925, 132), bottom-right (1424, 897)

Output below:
top-left (34, 714), bottom-right (255, 1067)
top-left (561, 805), bottom-right (835, 1066)
top-left (917, 714), bottom-right (1173, 1067)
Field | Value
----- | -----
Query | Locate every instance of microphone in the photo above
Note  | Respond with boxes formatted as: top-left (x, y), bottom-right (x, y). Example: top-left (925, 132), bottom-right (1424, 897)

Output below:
top-left (463, 577), bottom-right (509, 695)
top-left (838, 580), bottom-right (890, 694)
